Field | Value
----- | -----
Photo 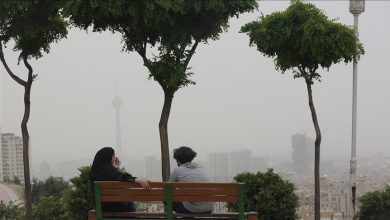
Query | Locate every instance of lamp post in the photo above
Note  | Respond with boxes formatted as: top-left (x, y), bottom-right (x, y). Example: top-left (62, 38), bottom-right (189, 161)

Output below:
top-left (349, 0), bottom-right (364, 217)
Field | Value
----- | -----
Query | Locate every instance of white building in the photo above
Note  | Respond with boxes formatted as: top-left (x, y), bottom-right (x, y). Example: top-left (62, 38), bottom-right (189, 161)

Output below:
top-left (251, 156), bottom-right (267, 173)
top-left (208, 152), bottom-right (230, 181)
top-left (145, 156), bottom-right (161, 181)
top-left (38, 162), bottom-right (50, 181)
top-left (230, 150), bottom-right (252, 176)
top-left (1, 133), bottom-right (24, 183)
top-left (292, 133), bottom-right (315, 175)
top-left (0, 129), bottom-right (2, 182)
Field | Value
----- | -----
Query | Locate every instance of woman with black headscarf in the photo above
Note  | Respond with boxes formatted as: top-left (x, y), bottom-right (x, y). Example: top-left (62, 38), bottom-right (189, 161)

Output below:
top-left (90, 147), bottom-right (150, 212)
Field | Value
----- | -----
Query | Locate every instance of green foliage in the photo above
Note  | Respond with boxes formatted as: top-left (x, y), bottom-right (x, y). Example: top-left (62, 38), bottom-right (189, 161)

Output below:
top-left (32, 196), bottom-right (69, 220)
top-left (229, 169), bottom-right (298, 220)
top-left (2, 176), bottom-right (21, 185)
top-left (2, 176), bottom-right (10, 184)
top-left (135, 202), bottom-right (149, 212)
top-left (241, 0), bottom-right (364, 83)
top-left (0, 0), bottom-right (68, 59)
top-left (12, 176), bottom-right (21, 185)
top-left (65, 0), bottom-right (258, 92)
top-left (354, 186), bottom-right (390, 220)
top-left (0, 201), bottom-right (24, 220)
top-left (32, 176), bottom-right (69, 203)
top-left (2, 176), bottom-right (17, 184)
top-left (62, 166), bottom-right (94, 220)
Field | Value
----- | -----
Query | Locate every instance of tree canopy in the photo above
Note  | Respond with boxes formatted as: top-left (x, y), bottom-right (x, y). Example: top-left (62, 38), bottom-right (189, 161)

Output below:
top-left (0, 0), bottom-right (68, 60)
top-left (229, 170), bottom-right (298, 220)
top-left (62, 166), bottom-right (94, 220)
top-left (32, 177), bottom-right (69, 203)
top-left (0, 201), bottom-right (24, 220)
top-left (355, 186), bottom-right (390, 220)
top-left (66, 0), bottom-right (258, 92)
top-left (241, 0), bottom-right (364, 83)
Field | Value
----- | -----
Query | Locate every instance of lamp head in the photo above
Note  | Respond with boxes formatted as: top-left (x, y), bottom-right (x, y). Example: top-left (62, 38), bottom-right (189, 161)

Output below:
top-left (350, 0), bottom-right (365, 15)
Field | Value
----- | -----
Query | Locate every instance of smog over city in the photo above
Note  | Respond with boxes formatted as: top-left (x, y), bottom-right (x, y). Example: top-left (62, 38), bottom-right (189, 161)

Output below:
top-left (1, 1), bottom-right (389, 180)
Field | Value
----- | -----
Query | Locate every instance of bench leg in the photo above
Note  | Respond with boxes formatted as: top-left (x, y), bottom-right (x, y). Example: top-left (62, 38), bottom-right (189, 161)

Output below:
top-left (88, 211), bottom-right (96, 220)
top-left (247, 212), bottom-right (258, 220)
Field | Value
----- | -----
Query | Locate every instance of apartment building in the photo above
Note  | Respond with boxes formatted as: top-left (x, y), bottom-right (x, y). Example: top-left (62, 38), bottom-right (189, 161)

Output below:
top-left (1, 133), bottom-right (24, 183)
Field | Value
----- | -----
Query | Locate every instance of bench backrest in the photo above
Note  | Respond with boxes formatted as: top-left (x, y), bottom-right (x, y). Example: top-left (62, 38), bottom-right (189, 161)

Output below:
top-left (94, 181), bottom-right (245, 220)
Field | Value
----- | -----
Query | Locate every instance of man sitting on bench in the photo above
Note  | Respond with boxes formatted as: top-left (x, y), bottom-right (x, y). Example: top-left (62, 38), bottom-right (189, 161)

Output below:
top-left (169, 146), bottom-right (214, 213)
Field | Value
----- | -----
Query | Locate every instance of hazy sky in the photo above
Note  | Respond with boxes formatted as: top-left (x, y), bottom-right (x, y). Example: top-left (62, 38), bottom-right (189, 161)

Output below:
top-left (1, 1), bottom-right (389, 169)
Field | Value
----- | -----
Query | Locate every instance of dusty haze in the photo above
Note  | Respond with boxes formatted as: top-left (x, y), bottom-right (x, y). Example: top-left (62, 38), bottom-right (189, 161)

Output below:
top-left (1, 1), bottom-right (389, 171)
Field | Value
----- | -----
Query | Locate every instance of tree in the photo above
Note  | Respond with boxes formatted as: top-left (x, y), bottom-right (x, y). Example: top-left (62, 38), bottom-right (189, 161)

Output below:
top-left (12, 176), bottom-right (21, 185)
top-left (62, 166), bottom-right (94, 220)
top-left (32, 196), bottom-right (68, 220)
top-left (240, 1), bottom-right (364, 219)
top-left (32, 177), bottom-right (69, 203)
top-left (3, 176), bottom-right (11, 184)
top-left (1, 183), bottom-right (69, 220)
top-left (65, 0), bottom-right (258, 181)
top-left (0, 201), bottom-right (24, 220)
top-left (354, 186), bottom-right (390, 220)
top-left (0, 1), bottom-right (68, 218)
top-left (31, 177), bottom-right (69, 219)
top-left (228, 170), bottom-right (298, 220)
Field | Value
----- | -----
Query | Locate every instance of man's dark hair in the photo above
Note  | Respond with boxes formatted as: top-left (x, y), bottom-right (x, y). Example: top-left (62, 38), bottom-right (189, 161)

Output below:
top-left (173, 146), bottom-right (197, 164)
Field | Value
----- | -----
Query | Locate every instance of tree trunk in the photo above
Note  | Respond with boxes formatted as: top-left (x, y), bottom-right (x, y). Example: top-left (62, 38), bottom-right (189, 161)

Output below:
top-left (22, 83), bottom-right (33, 220)
top-left (305, 79), bottom-right (322, 220)
top-left (22, 57), bottom-right (33, 220)
top-left (159, 91), bottom-right (174, 181)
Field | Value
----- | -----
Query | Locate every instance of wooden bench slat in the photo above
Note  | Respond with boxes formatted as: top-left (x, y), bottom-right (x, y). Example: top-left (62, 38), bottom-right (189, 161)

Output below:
top-left (173, 195), bottom-right (238, 202)
top-left (102, 189), bottom-right (165, 196)
top-left (103, 212), bottom-right (167, 217)
top-left (101, 195), bottom-right (238, 203)
top-left (172, 182), bottom-right (237, 189)
top-left (102, 195), bottom-right (166, 202)
top-left (100, 182), bottom-right (237, 190)
top-left (102, 212), bottom-right (241, 217)
top-left (102, 189), bottom-right (237, 197)
top-left (89, 210), bottom-right (254, 219)
top-left (173, 188), bottom-right (237, 196)
top-left (100, 181), bottom-right (165, 189)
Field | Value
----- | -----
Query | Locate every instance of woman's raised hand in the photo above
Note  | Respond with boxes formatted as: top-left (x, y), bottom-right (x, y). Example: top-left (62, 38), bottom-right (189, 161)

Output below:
top-left (113, 157), bottom-right (121, 169)
top-left (135, 177), bottom-right (151, 189)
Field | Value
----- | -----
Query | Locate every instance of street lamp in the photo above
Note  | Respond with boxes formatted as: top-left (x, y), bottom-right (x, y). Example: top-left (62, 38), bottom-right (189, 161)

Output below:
top-left (349, 0), bottom-right (364, 217)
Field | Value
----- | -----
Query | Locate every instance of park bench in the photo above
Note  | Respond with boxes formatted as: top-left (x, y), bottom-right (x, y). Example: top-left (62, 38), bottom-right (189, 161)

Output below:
top-left (88, 181), bottom-right (258, 220)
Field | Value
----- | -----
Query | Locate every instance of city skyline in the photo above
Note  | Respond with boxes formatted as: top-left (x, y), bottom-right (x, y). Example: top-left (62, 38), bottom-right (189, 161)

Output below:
top-left (2, 131), bottom-right (389, 218)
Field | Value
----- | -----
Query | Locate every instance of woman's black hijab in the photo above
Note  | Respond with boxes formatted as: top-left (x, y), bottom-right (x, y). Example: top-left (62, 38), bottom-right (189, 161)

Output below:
top-left (90, 146), bottom-right (135, 185)
top-left (90, 147), bottom-right (115, 180)
top-left (90, 147), bottom-right (137, 212)
top-left (92, 147), bottom-right (114, 168)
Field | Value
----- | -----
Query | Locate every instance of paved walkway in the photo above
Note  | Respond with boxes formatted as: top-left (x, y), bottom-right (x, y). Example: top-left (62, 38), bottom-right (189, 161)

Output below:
top-left (0, 183), bottom-right (20, 204)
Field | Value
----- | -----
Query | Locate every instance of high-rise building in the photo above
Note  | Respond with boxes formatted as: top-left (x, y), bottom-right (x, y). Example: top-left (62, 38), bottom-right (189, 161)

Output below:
top-left (145, 156), bottom-right (161, 181)
top-left (291, 133), bottom-right (314, 175)
top-left (230, 150), bottom-right (252, 176)
top-left (0, 128), bottom-right (2, 181)
top-left (1, 133), bottom-right (24, 183)
top-left (251, 156), bottom-right (267, 173)
top-left (38, 162), bottom-right (50, 181)
top-left (208, 152), bottom-right (230, 181)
